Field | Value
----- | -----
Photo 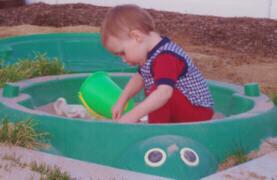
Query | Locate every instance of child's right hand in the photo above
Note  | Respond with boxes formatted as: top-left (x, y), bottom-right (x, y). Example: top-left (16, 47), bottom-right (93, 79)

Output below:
top-left (111, 101), bottom-right (125, 119)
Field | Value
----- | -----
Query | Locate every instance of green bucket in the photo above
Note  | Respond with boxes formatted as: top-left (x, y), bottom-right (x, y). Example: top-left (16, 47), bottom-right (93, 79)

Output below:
top-left (78, 71), bottom-right (135, 119)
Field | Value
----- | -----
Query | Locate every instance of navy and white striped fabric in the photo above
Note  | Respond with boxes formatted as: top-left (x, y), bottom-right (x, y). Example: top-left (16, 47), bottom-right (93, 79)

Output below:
top-left (139, 36), bottom-right (214, 109)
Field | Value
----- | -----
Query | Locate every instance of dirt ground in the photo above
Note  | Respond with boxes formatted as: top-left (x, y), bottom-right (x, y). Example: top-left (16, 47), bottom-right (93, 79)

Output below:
top-left (0, 2), bottom-right (277, 176)
top-left (0, 3), bottom-right (277, 94)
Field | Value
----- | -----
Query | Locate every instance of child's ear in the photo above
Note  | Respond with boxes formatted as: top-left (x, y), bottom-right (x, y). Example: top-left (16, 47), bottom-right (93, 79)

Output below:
top-left (129, 30), bottom-right (143, 43)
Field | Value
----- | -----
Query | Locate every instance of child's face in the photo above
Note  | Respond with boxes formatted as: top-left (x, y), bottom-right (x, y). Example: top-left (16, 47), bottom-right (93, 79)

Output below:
top-left (105, 32), bottom-right (148, 66)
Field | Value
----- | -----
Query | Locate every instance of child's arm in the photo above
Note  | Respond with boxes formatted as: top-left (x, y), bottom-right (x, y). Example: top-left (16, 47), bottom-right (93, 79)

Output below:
top-left (112, 72), bottom-right (144, 119)
top-left (116, 84), bottom-right (173, 123)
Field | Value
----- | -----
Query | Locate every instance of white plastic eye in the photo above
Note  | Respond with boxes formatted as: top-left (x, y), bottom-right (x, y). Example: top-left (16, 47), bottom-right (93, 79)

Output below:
top-left (144, 148), bottom-right (166, 167)
top-left (180, 147), bottom-right (199, 166)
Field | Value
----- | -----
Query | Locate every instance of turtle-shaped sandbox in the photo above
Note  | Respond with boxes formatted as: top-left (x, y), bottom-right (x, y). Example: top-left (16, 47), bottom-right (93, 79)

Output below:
top-left (0, 33), bottom-right (277, 179)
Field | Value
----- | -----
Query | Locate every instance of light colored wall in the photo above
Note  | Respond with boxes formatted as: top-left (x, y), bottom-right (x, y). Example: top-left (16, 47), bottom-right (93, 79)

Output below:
top-left (271, 0), bottom-right (277, 19)
top-left (25, 0), bottom-right (276, 19)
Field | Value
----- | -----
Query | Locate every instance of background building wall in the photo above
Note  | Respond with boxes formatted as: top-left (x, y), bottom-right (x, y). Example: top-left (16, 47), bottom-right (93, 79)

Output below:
top-left (271, 0), bottom-right (277, 19)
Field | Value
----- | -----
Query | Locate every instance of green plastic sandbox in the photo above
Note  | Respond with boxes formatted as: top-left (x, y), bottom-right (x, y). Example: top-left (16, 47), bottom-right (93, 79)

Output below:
top-left (0, 33), bottom-right (277, 179)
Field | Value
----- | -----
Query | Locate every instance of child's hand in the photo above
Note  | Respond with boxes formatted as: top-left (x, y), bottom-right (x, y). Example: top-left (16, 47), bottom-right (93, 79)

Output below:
top-left (111, 102), bottom-right (125, 119)
top-left (116, 113), bottom-right (138, 124)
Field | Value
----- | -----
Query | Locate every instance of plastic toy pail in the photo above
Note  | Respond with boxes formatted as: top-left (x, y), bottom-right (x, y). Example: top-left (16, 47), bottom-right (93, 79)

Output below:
top-left (78, 71), bottom-right (134, 119)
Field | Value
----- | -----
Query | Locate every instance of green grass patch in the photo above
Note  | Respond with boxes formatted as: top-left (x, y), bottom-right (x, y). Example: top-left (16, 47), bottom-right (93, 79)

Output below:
top-left (0, 117), bottom-right (50, 149)
top-left (30, 161), bottom-right (75, 180)
top-left (0, 53), bottom-right (70, 88)
top-left (2, 153), bottom-right (28, 168)
top-left (264, 87), bottom-right (277, 106)
top-left (271, 91), bottom-right (277, 106)
top-left (225, 142), bottom-right (249, 166)
top-left (230, 148), bottom-right (249, 165)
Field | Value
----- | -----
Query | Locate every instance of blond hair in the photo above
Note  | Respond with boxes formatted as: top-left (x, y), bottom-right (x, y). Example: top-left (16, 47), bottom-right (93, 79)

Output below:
top-left (101, 4), bottom-right (155, 47)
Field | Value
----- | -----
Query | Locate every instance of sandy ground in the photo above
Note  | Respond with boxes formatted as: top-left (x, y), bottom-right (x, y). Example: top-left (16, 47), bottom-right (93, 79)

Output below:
top-left (0, 24), bottom-right (100, 39)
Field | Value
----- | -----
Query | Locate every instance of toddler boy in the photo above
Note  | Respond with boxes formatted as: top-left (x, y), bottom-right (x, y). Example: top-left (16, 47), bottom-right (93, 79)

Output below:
top-left (101, 4), bottom-right (214, 123)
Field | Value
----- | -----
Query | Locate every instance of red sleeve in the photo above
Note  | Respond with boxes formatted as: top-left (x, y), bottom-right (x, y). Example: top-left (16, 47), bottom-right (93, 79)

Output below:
top-left (152, 53), bottom-right (186, 87)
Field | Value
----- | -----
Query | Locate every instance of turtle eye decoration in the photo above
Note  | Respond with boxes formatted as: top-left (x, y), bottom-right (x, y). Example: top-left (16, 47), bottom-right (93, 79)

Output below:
top-left (180, 147), bottom-right (199, 166)
top-left (144, 148), bottom-right (166, 167)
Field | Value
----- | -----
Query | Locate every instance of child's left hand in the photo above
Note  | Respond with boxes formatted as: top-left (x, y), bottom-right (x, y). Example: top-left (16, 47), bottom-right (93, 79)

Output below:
top-left (116, 114), bottom-right (138, 124)
top-left (116, 85), bottom-right (173, 124)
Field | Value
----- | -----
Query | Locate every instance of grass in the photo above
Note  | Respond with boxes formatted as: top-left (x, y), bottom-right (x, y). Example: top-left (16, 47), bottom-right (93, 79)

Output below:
top-left (270, 91), bottom-right (277, 106)
top-left (0, 53), bottom-right (76, 179)
top-left (0, 154), bottom-right (75, 180)
top-left (230, 147), bottom-right (249, 165)
top-left (226, 142), bottom-right (249, 166)
top-left (30, 161), bottom-right (75, 180)
top-left (0, 52), bottom-right (69, 88)
top-left (0, 117), bottom-right (50, 149)
top-left (2, 153), bottom-right (27, 168)
top-left (264, 87), bottom-right (277, 106)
